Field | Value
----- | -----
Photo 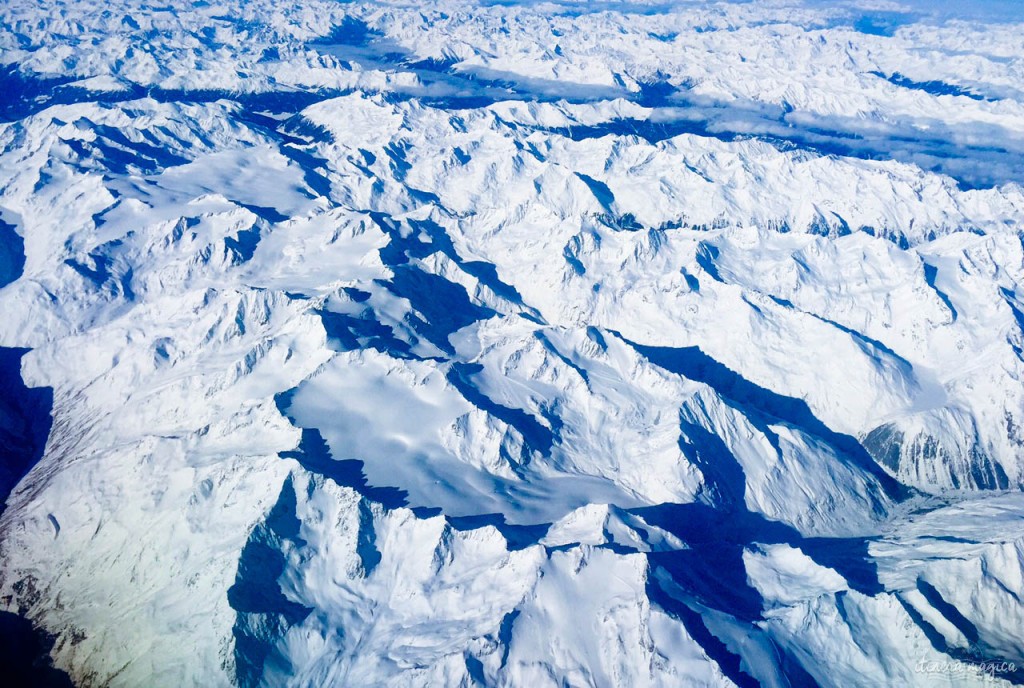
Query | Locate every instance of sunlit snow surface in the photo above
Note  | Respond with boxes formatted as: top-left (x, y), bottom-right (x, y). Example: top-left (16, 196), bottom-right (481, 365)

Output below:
top-left (1, 0), bottom-right (1024, 685)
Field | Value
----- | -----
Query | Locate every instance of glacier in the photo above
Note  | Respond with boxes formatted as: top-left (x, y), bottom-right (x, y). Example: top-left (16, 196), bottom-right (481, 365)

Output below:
top-left (1, 0), bottom-right (1024, 685)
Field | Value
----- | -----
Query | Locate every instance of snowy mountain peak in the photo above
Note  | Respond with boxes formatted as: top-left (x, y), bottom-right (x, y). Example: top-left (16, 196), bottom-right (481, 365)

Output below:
top-left (2, 1), bottom-right (1024, 686)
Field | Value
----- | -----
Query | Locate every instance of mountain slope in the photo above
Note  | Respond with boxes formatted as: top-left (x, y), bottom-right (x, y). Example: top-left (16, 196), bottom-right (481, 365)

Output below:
top-left (1, 1), bottom-right (1024, 686)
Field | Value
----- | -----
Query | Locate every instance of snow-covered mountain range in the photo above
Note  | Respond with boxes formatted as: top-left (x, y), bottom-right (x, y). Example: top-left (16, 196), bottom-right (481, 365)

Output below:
top-left (2, 0), bottom-right (1024, 685)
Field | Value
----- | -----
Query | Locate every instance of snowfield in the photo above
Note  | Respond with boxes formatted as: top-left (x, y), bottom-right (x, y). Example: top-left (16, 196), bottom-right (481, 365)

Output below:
top-left (1, 0), bottom-right (1023, 686)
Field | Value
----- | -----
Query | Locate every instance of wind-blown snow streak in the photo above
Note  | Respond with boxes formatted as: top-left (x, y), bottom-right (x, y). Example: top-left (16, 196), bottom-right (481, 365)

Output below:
top-left (1, 1), bottom-right (1024, 686)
